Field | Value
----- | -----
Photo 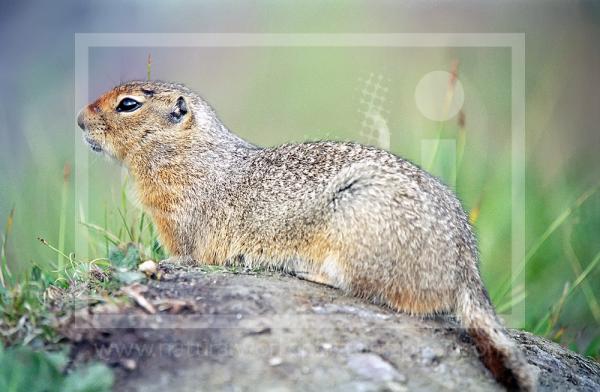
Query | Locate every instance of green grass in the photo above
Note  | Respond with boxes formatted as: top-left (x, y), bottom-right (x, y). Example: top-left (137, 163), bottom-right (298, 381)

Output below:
top-left (532, 248), bottom-right (600, 334)
top-left (495, 184), bottom-right (599, 305)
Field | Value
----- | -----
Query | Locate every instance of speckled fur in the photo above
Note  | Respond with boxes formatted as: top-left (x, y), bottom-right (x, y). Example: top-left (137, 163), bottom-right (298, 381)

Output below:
top-left (78, 80), bottom-right (538, 391)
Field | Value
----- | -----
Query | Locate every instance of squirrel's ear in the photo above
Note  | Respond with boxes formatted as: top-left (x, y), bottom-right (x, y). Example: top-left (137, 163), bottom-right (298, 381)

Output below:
top-left (170, 96), bottom-right (188, 123)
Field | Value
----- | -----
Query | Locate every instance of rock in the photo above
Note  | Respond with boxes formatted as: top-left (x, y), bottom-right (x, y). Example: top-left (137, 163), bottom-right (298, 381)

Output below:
top-left (138, 260), bottom-right (158, 277)
top-left (120, 358), bottom-right (137, 371)
top-left (420, 346), bottom-right (445, 366)
top-left (65, 266), bottom-right (600, 391)
top-left (268, 357), bottom-right (283, 367)
top-left (347, 353), bottom-right (406, 382)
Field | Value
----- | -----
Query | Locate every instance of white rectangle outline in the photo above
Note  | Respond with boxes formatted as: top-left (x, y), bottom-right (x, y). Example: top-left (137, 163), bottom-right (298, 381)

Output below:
top-left (74, 33), bottom-right (525, 326)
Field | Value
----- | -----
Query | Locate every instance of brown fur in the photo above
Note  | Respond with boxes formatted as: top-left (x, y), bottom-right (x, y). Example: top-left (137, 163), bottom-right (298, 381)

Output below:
top-left (78, 80), bottom-right (538, 390)
top-left (470, 328), bottom-right (520, 391)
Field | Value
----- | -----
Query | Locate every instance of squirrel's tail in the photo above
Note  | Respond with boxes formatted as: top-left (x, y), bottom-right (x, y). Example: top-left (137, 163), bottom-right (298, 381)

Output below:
top-left (457, 284), bottom-right (538, 391)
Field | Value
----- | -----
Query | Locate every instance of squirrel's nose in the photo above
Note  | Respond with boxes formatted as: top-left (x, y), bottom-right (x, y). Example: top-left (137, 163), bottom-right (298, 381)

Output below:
top-left (77, 108), bottom-right (86, 130)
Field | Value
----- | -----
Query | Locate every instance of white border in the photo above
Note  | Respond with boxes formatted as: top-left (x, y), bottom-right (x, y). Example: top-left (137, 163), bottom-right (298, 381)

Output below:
top-left (74, 33), bottom-right (525, 326)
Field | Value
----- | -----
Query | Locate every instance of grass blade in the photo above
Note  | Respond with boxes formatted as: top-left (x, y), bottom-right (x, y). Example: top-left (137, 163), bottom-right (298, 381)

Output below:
top-left (37, 237), bottom-right (71, 266)
top-left (425, 60), bottom-right (460, 172)
top-left (58, 163), bottom-right (71, 271)
top-left (495, 183), bottom-right (599, 303)
top-left (564, 225), bottom-right (600, 324)
top-left (104, 205), bottom-right (109, 257)
top-left (79, 221), bottom-right (120, 246)
top-left (496, 286), bottom-right (526, 314)
top-left (137, 212), bottom-right (146, 244)
top-left (147, 53), bottom-right (152, 80)
top-left (533, 249), bottom-right (600, 335)
top-left (0, 207), bottom-right (15, 287)
top-left (117, 208), bottom-right (134, 242)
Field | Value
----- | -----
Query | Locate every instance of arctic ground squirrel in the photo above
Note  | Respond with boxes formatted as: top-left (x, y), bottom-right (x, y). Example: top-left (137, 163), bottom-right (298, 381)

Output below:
top-left (77, 80), bottom-right (538, 391)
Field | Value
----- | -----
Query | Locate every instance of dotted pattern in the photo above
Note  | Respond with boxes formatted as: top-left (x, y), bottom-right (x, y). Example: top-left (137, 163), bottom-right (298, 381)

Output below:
top-left (358, 73), bottom-right (391, 150)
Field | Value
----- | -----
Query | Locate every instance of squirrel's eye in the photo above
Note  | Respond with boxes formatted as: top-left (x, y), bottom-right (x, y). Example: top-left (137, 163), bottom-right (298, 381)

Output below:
top-left (116, 98), bottom-right (141, 113)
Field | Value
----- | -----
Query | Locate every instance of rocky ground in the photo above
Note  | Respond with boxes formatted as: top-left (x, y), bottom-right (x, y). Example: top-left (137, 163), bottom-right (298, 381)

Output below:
top-left (61, 265), bottom-right (600, 392)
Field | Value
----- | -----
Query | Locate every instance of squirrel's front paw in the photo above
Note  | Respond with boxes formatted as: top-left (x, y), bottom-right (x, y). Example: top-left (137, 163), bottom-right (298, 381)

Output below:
top-left (159, 255), bottom-right (196, 271)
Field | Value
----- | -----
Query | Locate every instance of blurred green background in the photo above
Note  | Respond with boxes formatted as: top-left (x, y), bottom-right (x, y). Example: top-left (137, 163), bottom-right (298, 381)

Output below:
top-left (0, 1), bottom-right (599, 355)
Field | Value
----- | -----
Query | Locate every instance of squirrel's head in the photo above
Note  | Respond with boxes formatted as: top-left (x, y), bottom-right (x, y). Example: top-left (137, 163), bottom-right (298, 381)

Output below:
top-left (77, 81), bottom-right (199, 161)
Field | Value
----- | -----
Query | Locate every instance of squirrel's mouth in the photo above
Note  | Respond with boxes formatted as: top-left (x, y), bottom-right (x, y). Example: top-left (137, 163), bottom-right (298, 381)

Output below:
top-left (84, 136), bottom-right (103, 153)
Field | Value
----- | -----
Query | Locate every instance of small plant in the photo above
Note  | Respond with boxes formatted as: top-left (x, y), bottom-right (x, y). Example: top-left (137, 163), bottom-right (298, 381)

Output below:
top-left (0, 344), bottom-right (113, 392)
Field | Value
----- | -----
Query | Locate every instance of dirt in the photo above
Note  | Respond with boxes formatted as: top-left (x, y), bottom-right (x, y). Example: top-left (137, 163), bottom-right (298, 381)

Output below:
top-left (62, 265), bottom-right (600, 392)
